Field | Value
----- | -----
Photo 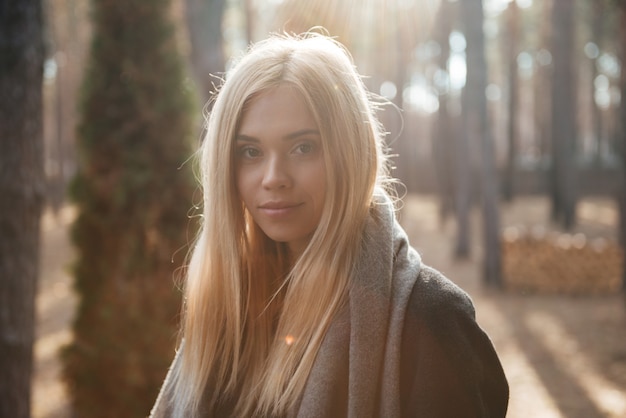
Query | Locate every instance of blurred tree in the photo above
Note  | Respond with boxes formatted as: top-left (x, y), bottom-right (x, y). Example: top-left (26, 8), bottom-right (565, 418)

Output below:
top-left (432, 0), bottom-right (456, 227)
top-left (534, 1), bottom-right (552, 161)
top-left (453, 129), bottom-right (473, 260)
top-left (503, 1), bottom-right (520, 202)
top-left (616, 0), bottom-right (626, 292)
top-left (389, 9), bottom-right (412, 188)
top-left (460, 0), bottom-right (502, 286)
top-left (243, 0), bottom-right (254, 43)
top-left (589, 1), bottom-right (605, 165)
top-left (184, 0), bottom-right (226, 104)
top-left (0, 0), bottom-right (45, 417)
top-left (549, 0), bottom-right (577, 229)
top-left (61, 0), bottom-right (195, 416)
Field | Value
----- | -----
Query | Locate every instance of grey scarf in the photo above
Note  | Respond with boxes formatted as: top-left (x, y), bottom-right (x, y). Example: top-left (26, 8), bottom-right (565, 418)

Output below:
top-left (291, 197), bottom-right (420, 417)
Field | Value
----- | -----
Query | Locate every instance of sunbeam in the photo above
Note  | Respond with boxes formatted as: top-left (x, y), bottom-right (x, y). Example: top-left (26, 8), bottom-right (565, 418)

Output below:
top-left (271, 0), bottom-right (440, 81)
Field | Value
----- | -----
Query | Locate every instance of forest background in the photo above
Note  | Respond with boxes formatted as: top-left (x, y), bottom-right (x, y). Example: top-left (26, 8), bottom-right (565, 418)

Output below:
top-left (1, 0), bottom-right (625, 416)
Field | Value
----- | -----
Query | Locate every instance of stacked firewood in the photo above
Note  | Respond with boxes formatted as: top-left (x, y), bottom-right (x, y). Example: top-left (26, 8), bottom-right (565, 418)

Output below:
top-left (502, 226), bottom-right (624, 295)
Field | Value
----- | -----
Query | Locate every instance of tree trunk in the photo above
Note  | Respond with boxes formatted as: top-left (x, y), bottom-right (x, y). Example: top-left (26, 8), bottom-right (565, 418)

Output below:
top-left (550, 0), bottom-right (577, 229)
top-left (617, 3), bottom-right (626, 296)
top-left (454, 1), bottom-right (472, 259)
top-left (454, 127), bottom-right (472, 258)
top-left (0, 1), bottom-right (45, 417)
top-left (184, 0), bottom-right (226, 104)
top-left (393, 7), bottom-right (410, 193)
top-left (534, 1), bottom-right (552, 163)
top-left (460, 0), bottom-right (502, 287)
top-left (503, 1), bottom-right (519, 202)
top-left (590, 2), bottom-right (604, 166)
top-left (432, 0), bottom-right (456, 227)
top-left (243, 0), bottom-right (254, 44)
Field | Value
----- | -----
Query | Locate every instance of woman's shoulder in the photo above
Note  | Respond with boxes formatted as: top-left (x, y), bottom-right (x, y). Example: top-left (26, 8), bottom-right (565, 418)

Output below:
top-left (400, 264), bottom-right (509, 416)
top-left (407, 264), bottom-right (476, 324)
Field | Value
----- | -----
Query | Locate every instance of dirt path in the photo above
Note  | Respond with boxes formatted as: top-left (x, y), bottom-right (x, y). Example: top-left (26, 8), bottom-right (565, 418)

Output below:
top-left (32, 196), bottom-right (626, 417)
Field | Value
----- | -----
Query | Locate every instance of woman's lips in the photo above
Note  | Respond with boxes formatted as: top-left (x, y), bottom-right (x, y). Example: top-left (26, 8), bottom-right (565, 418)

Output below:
top-left (258, 202), bottom-right (303, 217)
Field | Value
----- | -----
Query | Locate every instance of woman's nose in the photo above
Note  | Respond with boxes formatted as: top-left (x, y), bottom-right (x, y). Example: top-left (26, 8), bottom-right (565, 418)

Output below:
top-left (262, 156), bottom-right (291, 189)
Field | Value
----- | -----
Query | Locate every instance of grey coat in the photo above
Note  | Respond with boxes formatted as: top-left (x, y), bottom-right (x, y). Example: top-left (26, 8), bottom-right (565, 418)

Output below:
top-left (150, 199), bottom-right (509, 417)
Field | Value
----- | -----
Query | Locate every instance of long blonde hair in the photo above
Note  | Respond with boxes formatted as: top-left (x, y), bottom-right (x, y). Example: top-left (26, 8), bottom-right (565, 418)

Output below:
top-left (174, 32), bottom-right (389, 416)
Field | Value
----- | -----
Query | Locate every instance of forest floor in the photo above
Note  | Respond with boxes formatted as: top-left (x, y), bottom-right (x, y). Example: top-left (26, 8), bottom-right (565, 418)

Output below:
top-left (33, 195), bottom-right (626, 418)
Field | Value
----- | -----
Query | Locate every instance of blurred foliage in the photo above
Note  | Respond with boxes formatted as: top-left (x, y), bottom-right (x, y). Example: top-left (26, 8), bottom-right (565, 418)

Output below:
top-left (61, 0), bottom-right (195, 416)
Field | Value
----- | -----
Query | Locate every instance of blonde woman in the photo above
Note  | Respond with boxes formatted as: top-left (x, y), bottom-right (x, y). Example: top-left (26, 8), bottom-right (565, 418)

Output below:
top-left (150, 32), bottom-right (508, 417)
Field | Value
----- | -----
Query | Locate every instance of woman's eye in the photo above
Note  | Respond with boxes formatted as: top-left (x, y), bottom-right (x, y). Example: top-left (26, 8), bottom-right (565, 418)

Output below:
top-left (294, 142), bottom-right (315, 155)
top-left (239, 147), bottom-right (261, 159)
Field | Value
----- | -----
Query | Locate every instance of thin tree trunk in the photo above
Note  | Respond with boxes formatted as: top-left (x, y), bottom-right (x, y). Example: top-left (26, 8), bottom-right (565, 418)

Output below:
top-left (54, 56), bottom-right (66, 210)
top-left (617, 4), bottom-right (626, 295)
top-left (535, 1), bottom-right (552, 164)
top-left (590, 2), bottom-right (604, 166)
top-left (433, 0), bottom-right (455, 226)
top-left (503, 1), bottom-right (519, 202)
top-left (550, 0), bottom-right (577, 229)
top-left (461, 0), bottom-right (502, 286)
top-left (455, 127), bottom-right (472, 258)
top-left (0, 1), bottom-right (45, 417)
top-left (454, 2), bottom-right (472, 259)
top-left (244, 0), bottom-right (254, 44)
top-left (393, 6), bottom-right (409, 193)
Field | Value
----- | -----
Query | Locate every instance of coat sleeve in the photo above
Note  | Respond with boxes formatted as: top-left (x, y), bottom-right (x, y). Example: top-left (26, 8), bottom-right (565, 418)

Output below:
top-left (400, 266), bottom-right (509, 417)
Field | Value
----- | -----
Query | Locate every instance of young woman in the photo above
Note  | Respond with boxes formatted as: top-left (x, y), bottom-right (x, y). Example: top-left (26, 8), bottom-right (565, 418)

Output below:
top-left (150, 32), bottom-right (508, 417)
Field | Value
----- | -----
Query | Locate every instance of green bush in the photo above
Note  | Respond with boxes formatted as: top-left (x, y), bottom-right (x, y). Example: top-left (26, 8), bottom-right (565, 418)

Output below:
top-left (62, 0), bottom-right (195, 416)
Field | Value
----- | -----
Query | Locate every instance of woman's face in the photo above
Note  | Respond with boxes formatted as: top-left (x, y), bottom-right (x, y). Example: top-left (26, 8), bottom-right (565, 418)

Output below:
top-left (235, 84), bottom-right (327, 257)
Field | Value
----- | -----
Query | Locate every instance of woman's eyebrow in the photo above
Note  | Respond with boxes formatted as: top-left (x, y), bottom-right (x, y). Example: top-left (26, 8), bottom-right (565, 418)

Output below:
top-left (236, 129), bottom-right (320, 143)
top-left (284, 129), bottom-right (321, 140)
top-left (235, 134), bottom-right (259, 143)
